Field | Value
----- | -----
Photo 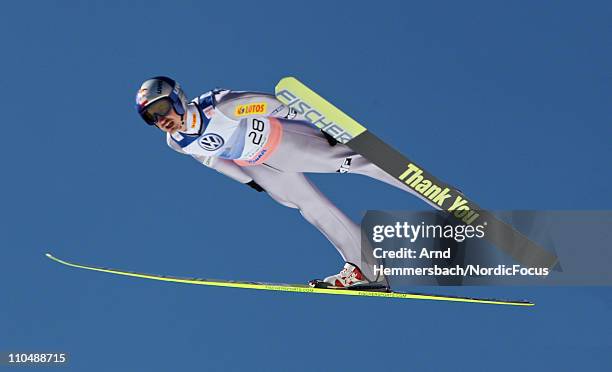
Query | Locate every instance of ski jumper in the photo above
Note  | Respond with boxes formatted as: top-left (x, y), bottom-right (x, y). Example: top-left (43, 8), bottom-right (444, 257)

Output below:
top-left (166, 89), bottom-right (439, 280)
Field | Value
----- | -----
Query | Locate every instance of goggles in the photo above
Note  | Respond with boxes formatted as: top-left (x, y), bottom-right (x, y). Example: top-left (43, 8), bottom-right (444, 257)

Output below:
top-left (139, 98), bottom-right (174, 126)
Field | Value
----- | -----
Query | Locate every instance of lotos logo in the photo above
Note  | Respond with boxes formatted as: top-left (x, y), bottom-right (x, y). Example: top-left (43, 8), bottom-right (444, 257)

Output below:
top-left (235, 103), bottom-right (267, 116)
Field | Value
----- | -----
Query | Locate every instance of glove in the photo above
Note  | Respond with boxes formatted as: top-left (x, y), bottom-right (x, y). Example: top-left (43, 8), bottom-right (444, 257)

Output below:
top-left (321, 130), bottom-right (338, 146)
top-left (246, 180), bottom-right (265, 192)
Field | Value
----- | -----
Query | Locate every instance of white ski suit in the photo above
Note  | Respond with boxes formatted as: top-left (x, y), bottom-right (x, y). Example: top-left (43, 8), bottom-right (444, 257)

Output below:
top-left (166, 89), bottom-right (426, 280)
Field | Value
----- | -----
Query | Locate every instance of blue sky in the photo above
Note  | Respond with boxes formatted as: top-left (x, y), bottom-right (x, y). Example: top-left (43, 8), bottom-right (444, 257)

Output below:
top-left (1, 1), bottom-right (611, 370)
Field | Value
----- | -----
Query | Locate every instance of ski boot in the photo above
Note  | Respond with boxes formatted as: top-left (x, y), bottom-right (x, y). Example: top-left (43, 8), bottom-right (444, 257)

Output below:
top-left (309, 263), bottom-right (390, 292)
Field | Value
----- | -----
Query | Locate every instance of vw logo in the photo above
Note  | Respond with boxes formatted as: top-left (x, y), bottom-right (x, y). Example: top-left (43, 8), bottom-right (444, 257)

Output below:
top-left (198, 133), bottom-right (224, 151)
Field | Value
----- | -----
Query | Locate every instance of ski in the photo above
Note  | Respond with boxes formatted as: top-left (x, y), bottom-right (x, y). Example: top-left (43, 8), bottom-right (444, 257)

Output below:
top-left (275, 77), bottom-right (558, 269)
top-left (46, 253), bottom-right (532, 306)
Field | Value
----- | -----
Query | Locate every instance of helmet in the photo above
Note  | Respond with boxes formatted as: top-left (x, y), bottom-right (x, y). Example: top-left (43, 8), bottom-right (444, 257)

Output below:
top-left (135, 76), bottom-right (188, 125)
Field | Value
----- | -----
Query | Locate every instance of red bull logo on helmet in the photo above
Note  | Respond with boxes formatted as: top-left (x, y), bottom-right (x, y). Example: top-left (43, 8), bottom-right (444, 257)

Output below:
top-left (136, 88), bottom-right (149, 107)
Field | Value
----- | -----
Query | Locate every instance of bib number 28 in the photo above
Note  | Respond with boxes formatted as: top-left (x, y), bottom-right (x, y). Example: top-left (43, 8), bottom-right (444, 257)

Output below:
top-left (248, 118), bottom-right (266, 145)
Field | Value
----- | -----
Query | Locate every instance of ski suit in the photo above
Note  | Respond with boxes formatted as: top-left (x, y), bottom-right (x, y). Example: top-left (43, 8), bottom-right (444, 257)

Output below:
top-left (166, 89), bottom-right (432, 280)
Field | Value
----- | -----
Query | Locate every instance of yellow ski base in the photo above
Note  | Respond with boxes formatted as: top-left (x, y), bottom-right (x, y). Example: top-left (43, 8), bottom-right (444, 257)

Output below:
top-left (46, 253), bottom-right (533, 307)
